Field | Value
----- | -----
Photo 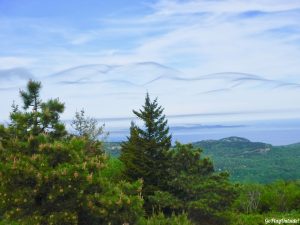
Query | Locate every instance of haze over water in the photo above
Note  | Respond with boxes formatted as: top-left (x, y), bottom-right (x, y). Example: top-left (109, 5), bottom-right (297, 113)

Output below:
top-left (102, 116), bottom-right (300, 146)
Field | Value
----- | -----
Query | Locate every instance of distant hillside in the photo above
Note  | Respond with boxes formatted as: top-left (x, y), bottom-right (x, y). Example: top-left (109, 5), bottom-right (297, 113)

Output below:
top-left (193, 136), bottom-right (272, 157)
top-left (104, 137), bottom-right (300, 183)
top-left (193, 136), bottom-right (300, 183)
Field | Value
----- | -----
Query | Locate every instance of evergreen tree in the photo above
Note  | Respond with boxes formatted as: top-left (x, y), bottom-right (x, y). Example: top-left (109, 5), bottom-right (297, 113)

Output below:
top-left (0, 80), bottom-right (145, 225)
top-left (132, 93), bottom-right (171, 150)
top-left (120, 93), bottom-right (172, 199)
top-left (120, 93), bottom-right (238, 223)
top-left (9, 80), bottom-right (66, 140)
top-left (120, 122), bottom-right (146, 181)
top-left (0, 135), bottom-right (145, 225)
top-left (149, 143), bottom-right (238, 225)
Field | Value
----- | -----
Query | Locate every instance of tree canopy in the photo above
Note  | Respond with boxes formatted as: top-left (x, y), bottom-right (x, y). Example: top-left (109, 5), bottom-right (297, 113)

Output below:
top-left (0, 81), bottom-right (144, 225)
top-left (120, 93), bottom-right (172, 201)
top-left (120, 93), bottom-right (238, 224)
top-left (9, 80), bottom-right (66, 140)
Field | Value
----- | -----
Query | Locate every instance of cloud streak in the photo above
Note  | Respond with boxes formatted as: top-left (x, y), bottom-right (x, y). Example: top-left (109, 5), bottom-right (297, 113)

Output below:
top-left (0, 0), bottom-right (300, 122)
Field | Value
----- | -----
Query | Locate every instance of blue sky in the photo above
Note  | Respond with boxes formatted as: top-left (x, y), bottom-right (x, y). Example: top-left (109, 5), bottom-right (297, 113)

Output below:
top-left (1, 0), bottom-right (300, 124)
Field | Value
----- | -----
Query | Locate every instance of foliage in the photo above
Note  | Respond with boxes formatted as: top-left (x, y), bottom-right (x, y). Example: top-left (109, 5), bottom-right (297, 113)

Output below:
top-left (149, 142), bottom-right (238, 225)
top-left (71, 109), bottom-right (107, 142)
top-left (138, 212), bottom-right (194, 225)
top-left (229, 213), bottom-right (265, 225)
top-left (234, 181), bottom-right (300, 214)
top-left (132, 93), bottom-right (171, 150)
top-left (9, 80), bottom-right (66, 140)
top-left (230, 180), bottom-right (300, 224)
top-left (120, 93), bottom-right (172, 199)
top-left (0, 137), bottom-right (144, 224)
top-left (193, 137), bottom-right (300, 183)
top-left (230, 211), bottom-right (300, 225)
top-left (1, 81), bottom-right (299, 224)
top-left (71, 109), bottom-right (107, 156)
top-left (0, 80), bottom-right (144, 225)
top-left (120, 93), bottom-right (237, 224)
top-left (100, 157), bottom-right (124, 182)
top-left (233, 184), bottom-right (263, 214)
top-left (104, 137), bottom-right (300, 184)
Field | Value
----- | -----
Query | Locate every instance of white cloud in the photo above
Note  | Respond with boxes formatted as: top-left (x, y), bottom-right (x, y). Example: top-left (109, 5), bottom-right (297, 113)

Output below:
top-left (0, 57), bottom-right (35, 70)
top-left (1, 0), bottom-right (300, 122)
top-left (152, 0), bottom-right (300, 15)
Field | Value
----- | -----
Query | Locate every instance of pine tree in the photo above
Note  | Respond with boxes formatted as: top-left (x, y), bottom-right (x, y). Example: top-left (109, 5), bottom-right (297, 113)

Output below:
top-left (0, 81), bottom-right (145, 225)
top-left (120, 93), bottom-right (172, 201)
top-left (9, 80), bottom-right (66, 141)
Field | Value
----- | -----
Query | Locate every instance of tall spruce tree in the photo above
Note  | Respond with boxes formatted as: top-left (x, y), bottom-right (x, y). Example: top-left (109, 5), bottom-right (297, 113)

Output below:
top-left (120, 93), bottom-right (172, 198)
top-left (149, 142), bottom-right (238, 225)
top-left (120, 94), bottom-right (237, 223)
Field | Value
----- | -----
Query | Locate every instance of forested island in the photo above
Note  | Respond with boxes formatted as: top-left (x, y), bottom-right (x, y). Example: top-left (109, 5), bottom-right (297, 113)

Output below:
top-left (0, 80), bottom-right (299, 225)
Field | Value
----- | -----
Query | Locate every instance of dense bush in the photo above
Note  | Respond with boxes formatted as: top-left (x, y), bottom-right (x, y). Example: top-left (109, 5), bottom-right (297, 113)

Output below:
top-left (234, 181), bottom-right (300, 214)
top-left (0, 133), bottom-right (145, 225)
top-left (0, 81), bottom-right (144, 224)
top-left (149, 143), bottom-right (238, 225)
top-left (138, 213), bottom-right (193, 225)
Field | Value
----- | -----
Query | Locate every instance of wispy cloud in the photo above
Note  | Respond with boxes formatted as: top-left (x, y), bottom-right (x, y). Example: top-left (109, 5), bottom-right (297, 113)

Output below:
top-left (151, 0), bottom-right (300, 15)
top-left (0, 0), bottom-right (300, 121)
top-left (0, 67), bottom-right (33, 80)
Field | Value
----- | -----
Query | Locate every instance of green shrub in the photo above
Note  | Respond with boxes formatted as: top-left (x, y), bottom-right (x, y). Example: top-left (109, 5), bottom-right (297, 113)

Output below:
top-left (139, 212), bottom-right (194, 225)
top-left (0, 138), bottom-right (144, 225)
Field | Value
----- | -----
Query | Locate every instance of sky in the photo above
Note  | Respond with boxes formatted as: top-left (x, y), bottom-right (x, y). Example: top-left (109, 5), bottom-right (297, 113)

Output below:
top-left (1, 0), bottom-right (300, 130)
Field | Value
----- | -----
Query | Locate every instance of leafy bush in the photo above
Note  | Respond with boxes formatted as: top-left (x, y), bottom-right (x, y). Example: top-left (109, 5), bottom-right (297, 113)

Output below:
top-left (138, 212), bottom-right (194, 225)
top-left (0, 137), bottom-right (144, 225)
top-left (0, 80), bottom-right (144, 224)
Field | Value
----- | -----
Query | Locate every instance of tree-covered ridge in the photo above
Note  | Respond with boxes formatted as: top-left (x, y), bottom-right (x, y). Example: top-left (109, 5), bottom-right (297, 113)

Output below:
top-left (105, 137), bottom-right (300, 183)
top-left (193, 137), bottom-right (300, 183)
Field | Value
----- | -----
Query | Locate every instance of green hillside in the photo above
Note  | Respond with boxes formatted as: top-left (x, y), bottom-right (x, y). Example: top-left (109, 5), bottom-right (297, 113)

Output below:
top-left (104, 137), bottom-right (300, 183)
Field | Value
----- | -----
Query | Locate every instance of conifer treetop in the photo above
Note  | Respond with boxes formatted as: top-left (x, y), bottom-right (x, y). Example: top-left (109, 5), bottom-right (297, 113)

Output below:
top-left (133, 92), bottom-right (171, 149)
